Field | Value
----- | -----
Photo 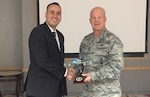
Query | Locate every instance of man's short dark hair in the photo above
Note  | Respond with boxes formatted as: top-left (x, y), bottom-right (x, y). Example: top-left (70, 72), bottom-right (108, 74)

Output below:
top-left (46, 2), bottom-right (61, 10)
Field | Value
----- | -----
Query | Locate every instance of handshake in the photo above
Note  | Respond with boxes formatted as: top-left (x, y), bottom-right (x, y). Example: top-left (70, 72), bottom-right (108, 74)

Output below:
top-left (66, 68), bottom-right (76, 80)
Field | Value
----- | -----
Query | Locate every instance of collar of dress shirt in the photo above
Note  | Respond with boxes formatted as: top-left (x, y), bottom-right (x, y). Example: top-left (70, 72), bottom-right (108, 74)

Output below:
top-left (46, 22), bottom-right (56, 33)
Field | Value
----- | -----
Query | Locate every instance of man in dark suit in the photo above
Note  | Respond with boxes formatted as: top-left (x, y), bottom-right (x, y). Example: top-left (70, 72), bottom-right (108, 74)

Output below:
top-left (24, 2), bottom-right (74, 97)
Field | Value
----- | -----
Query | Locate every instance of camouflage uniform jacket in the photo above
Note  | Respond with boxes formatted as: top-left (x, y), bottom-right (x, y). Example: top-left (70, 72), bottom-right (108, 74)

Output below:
top-left (79, 29), bottom-right (124, 97)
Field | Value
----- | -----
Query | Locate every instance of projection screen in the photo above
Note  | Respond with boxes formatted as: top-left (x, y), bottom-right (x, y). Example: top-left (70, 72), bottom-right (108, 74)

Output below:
top-left (37, 0), bottom-right (148, 57)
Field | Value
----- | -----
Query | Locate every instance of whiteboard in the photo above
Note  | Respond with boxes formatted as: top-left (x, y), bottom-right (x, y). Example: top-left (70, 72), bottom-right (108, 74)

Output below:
top-left (38, 0), bottom-right (147, 54)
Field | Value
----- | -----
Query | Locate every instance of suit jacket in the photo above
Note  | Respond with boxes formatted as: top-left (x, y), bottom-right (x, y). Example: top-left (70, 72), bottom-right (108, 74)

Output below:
top-left (24, 22), bottom-right (67, 97)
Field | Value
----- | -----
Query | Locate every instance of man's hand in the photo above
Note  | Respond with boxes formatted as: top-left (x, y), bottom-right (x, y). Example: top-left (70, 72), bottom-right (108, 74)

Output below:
top-left (66, 68), bottom-right (75, 80)
top-left (82, 73), bottom-right (92, 83)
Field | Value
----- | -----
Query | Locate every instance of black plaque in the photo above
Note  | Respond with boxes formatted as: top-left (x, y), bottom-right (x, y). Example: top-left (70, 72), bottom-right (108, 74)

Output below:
top-left (73, 63), bottom-right (85, 84)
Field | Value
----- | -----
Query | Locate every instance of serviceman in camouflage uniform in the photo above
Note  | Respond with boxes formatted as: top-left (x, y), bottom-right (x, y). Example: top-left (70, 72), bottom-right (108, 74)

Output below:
top-left (79, 6), bottom-right (124, 97)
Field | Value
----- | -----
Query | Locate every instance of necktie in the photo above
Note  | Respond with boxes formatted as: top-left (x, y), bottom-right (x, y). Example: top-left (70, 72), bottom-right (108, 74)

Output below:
top-left (52, 32), bottom-right (60, 50)
top-left (52, 32), bottom-right (56, 38)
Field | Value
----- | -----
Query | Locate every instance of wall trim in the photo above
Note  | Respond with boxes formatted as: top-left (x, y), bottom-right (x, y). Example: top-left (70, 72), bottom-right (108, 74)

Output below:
top-left (21, 66), bottom-right (150, 73)
top-left (1, 65), bottom-right (150, 73)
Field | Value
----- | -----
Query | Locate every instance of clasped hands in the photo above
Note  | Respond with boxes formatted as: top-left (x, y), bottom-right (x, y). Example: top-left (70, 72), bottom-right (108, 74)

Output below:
top-left (66, 68), bottom-right (92, 83)
top-left (66, 68), bottom-right (75, 80)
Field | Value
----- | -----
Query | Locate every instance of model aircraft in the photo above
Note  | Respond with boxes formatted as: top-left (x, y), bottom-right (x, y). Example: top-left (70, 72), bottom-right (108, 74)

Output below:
top-left (64, 58), bottom-right (91, 68)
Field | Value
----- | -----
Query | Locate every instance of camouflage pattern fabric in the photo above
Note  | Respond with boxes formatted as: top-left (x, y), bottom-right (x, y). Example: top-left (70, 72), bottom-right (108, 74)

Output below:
top-left (79, 29), bottom-right (124, 97)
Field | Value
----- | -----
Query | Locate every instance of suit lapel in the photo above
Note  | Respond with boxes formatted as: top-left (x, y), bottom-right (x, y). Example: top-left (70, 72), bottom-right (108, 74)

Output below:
top-left (44, 23), bottom-right (60, 52)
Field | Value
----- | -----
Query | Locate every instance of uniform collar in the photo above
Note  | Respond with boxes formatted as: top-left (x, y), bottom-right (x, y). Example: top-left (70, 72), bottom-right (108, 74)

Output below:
top-left (94, 28), bottom-right (106, 42)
